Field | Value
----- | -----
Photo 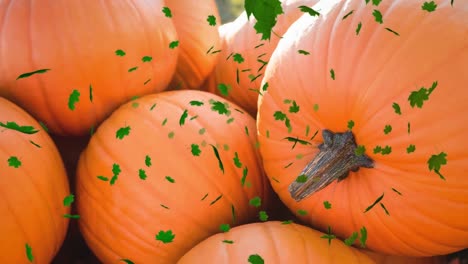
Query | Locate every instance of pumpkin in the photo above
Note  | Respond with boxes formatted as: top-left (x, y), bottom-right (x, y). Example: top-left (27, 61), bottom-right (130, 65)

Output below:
top-left (362, 250), bottom-right (445, 264)
top-left (203, 0), bottom-right (319, 116)
top-left (0, 97), bottom-right (70, 263)
top-left (257, 0), bottom-right (468, 257)
top-left (0, 0), bottom-right (178, 136)
top-left (165, 0), bottom-right (221, 90)
top-left (76, 90), bottom-right (271, 263)
top-left (178, 221), bottom-right (375, 263)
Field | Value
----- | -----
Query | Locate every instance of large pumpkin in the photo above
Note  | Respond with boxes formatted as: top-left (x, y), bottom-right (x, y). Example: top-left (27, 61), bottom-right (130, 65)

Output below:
top-left (76, 90), bottom-right (271, 263)
top-left (0, 0), bottom-right (178, 136)
top-left (165, 0), bottom-right (221, 90)
top-left (178, 221), bottom-right (375, 263)
top-left (257, 0), bottom-right (468, 257)
top-left (0, 97), bottom-right (70, 263)
top-left (204, 0), bottom-right (319, 116)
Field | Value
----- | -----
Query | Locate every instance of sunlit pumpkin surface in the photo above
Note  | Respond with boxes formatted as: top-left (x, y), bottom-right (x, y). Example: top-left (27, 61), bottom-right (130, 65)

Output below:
top-left (257, 0), bottom-right (468, 257)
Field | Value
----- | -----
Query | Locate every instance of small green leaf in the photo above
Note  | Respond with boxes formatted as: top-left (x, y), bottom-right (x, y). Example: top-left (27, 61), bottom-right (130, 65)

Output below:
top-left (364, 193), bottom-right (384, 213)
top-left (422, 1), bottom-right (437, 12)
top-left (169, 41), bottom-right (179, 49)
top-left (320, 226), bottom-right (336, 245)
top-left (217, 83), bottom-right (231, 96)
top-left (210, 194), bottom-right (223, 205)
top-left (145, 155), bottom-right (152, 167)
top-left (128, 66), bottom-right (138, 72)
top-left (359, 226), bottom-right (368, 248)
top-left (120, 259), bottom-right (135, 264)
top-left (142, 56), bottom-right (152, 62)
top-left (298, 5), bottom-right (320, 16)
top-left (25, 243), bottom-right (34, 262)
top-left (0, 121), bottom-right (38, 134)
top-left (381, 146), bottom-right (392, 155)
top-left (207, 15), bottom-right (216, 26)
top-left (330, 69), bottom-right (335, 80)
top-left (233, 152), bottom-right (242, 168)
top-left (63, 214), bottom-right (80, 219)
top-left (68, 89), bottom-right (80, 111)
top-left (406, 144), bottom-right (416, 153)
top-left (165, 176), bottom-right (175, 183)
top-left (219, 223), bottom-right (230, 232)
top-left (116, 126), bottom-right (131, 140)
top-left (179, 109), bottom-right (188, 126)
top-left (344, 232), bottom-right (358, 246)
top-left (162, 7), bottom-right (172, 17)
top-left (297, 209), bottom-right (307, 216)
top-left (8, 156), bottom-right (21, 168)
top-left (323, 201), bottom-right (332, 209)
top-left (342, 10), bottom-right (354, 20)
top-left (298, 49), bottom-right (310, 55)
top-left (372, 0), bottom-right (383, 6)
top-left (428, 152), bottom-right (447, 180)
top-left (356, 22), bottom-right (362, 35)
top-left (210, 145), bottom-right (224, 173)
top-left (289, 100), bottom-right (300, 113)
top-left (355, 145), bottom-right (366, 156)
top-left (17, 69), bottom-right (50, 80)
top-left (408, 81), bottom-right (437, 108)
top-left (241, 166), bottom-right (248, 186)
top-left (233, 53), bottom-right (244, 64)
top-left (249, 196), bottom-right (261, 207)
top-left (281, 220), bottom-right (293, 224)
top-left (139, 169), bottom-right (147, 180)
top-left (259, 211), bottom-right (268, 221)
top-left (115, 49), bottom-right (126, 56)
top-left (222, 240), bottom-right (234, 244)
top-left (155, 230), bottom-right (175, 244)
top-left (210, 100), bottom-right (230, 116)
top-left (97, 175), bottom-right (109, 181)
top-left (63, 194), bottom-right (75, 206)
top-left (295, 174), bottom-right (308, 183)
top-left (190, 100), bottom-right (204, 106)
top-left (373, 9), bottom-right (383, 24)
top-left (383, 125), bottom-right (392, 134)
top-left (248, 254), bottom-right (264, 264)
top-left (347, 120), bottom-right (355, 130)
top-left (392, 102), bottom-right (401, 115)
top-left (191, 144), bottom-right (201, 156)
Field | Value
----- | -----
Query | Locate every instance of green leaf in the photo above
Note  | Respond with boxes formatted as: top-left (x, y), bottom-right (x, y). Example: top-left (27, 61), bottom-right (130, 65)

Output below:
top-left (165, 176), bottom-right (175, 183)
top-left (241, 166), bottom-right (248, 186)
top-left (288, 100), bottom-right (300, 113)
top-left (190, 100), bottom-right (204, 106)
top-left (281, 220), bottom-right (293, 224)
top-left (207, 15), bottom-right (216, 26)
top-left (162, 7), bottom-right (172, 17)
top-left (142, 56), bottom-right (152, 62)
top-left (320, 226), bottom-right (336, 245)
top-left (381, 146), bottom-right (392, 155)
top-left (191, 144), bottom-right (201, 156)
top-left (63, 194), bottom-right (75, 206)
top-left (298, 5), bottom-right (320, 16)
top-left (259, 210), bottom-right (268, 221)
top-left (392, 102), bottom-right (401, 115)
top-left (210, 145), bottom-right (224, 173)
top-left (97, 175), bottom-right (109, 181)
top-left (223, 240), bottom-right (234, 244)
top-left (244, 0), bottom-right (284, 40)
top-left (120, 259), bottom-right (135, 264)
top-left (169, 40), bottom-right (179, 49)
top-left (323, 201), bottom-right (332, 209)
top-left (249, 196), bottom-right (261, 207)
top-left (372, 0), bottom-right (382, 6)
top-left (408, 81), bottom-right (438, 108)
top-left (25, 243), bottom-right (34, 262)
top-left (233, 152), bottom-right (242, 168)
top-left (347, 120), bottom-right (355, 130)
top-left (359, 226), bottom-right (368, 248)
top-left (298, 49), bottom-right (310, 55)
top-left (354, 145), bottom-right (366, 156)
top-left (356, 22), bottom-right (362, 35)
top-left (63, 214), bottom-right (81, 219)
top-left (406, 144), bottom-right (416, 153)
top-left (217, 83), bottom-right (231, 96)
top-left (273, 111), bottom-right (287, 121)
top-left (248, 254), bottom-right (264, 264)
top-left (155, 230), bottom-right (175, 244)
top-left (8, 156), bottom-right (21, 168)
top-left (210, 101), bottom-right (230, 116)
top-left (128, 66), bottom-right (138, 72)
top-left (428, 152), bottom-right (447, 180)
top-left (17, 69), bottom-right (50, 80)
top-left (262, 82), bottom-right (269, 92)
top-left (233, 53), bottom-right (244, 64)
top-left (295, 174), bottom-right (308, 183)
top-left (330, 69), bottom-right (335, 80)
top-left (115, 49), bottom-right (126, 56)
top-left (344, 232), bottom-right (358, 246)
top-left (373, 9), bottom-right (383, 24)
top-left (383, 125), bottom-right (392, 135)
top-left (89, 84), bottom-right (93, 102)
top-left (145, 155), bottom-right (152, 167)
top-left (179, 109), bottom-right (188, 126)
top-left (116, 126), bottom-right (131, 140)
top-left (364, 193), bottom-right (384, 213)
top-left (68, 89), bottom-right (80, 111)
top-left (219, 223), bottom-right (230, 232)
top-left (139, 169), bottom-right (147, 180)
top-left (297, 209), bottom-right (307, 216)
top-left (0, 121), bottom-right (39, 134)
top-left (342, 10), bottom-right (354, 20)
top-left (422, 1), bottom-right (437, 12)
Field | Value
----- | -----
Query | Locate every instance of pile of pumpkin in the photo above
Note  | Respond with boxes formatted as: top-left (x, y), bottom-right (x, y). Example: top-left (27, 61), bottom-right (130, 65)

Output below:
top-left (1, 0), bottom-right (467, 263)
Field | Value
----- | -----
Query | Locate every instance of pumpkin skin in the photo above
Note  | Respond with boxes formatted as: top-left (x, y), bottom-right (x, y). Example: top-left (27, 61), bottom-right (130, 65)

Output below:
top-left (166, 0), bottom-right (221, 90)
top-left (76, 90), bottom-right (271, 263)
top-left (203, 0), bottom-right (319, 116)
top-left (0, 97), bottom-right (70, 263)
top-left (257, 0), bottom-right (468, 257)
top-left (178, 221), bottom-right (375, 264)
top-left (0, 0), bottom-right (178, 136)
top-left (362, 250), bottom-right (445, 264)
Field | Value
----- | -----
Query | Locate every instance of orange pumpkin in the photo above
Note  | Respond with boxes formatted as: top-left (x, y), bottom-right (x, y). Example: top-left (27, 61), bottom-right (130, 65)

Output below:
top-left (76, 90), bottom-right (271, 263)
top-left (0, 97), bottom-right (70, 263)
top-left (257, 0), bottom-right (468, 256)
top-left (204, 0), bottom-right (319, 116)
top-left (362, 250), bottom-right (445, 264)
top-left (178, 221), bottom-right (375, 263)
top-left (165, 0), bottom-right (221, 90)
top-left (0, 0), bottom-right (178, 136)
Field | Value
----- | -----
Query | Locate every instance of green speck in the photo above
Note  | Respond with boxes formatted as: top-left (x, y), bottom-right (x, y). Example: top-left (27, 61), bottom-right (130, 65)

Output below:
top-left (288, 100), bottom-right (300, 113)
top-left (383, 125), bottom-right (392, 134)
top-left (259, 211), bottom-right (268, 221)
top-left (342, 10), bottom-right (354, 20)
top-left (428, 152), bottom-right (447, 180)
top-left (0, 121), bottom-right (38, 134)
top-left (162, 7), bottom-right (172, 17)
top-left (248, 254), bottom-right (264, 264)
top-left (68, 89), bottom-right (80, 111)
top-left (392, 102), bottom-right (401, 115)
top-left (297, 209), bottom-right (307, 216)
top-left (330, 69), bottom-right (335, 80)
top-left (355, 145), bottom-right (366, 156)
top-left (373, 10), bottom-right (383, 24)
top-left (422, 1), bottom-right (437, 12)
top-left (142, 56), bottom-right (152, 62)
top-left (344, 232), bottom-right (358, 246)
top-left (128, 66), bottom-right (138, 72)
top-left (359, 226), bottom-right (367, 248)
top-left (217, 83), bottom-right (231, 96)
top-left (63, 194), bottom-right (75, 206)
top-left (179, 109), bottom-right (188, 126)
top-left (139, 169), bottom-right (147, 180)
top-left (207, 15), bottom-right (216, 26)
top-left (347, 120), bottom-right (355, 130)
top-left (115, 49), bottom-right (126, 56)
top-left (116, 126), bottom-right (130, 140)
top-left (63, 214), bottom-right (80, 219)
top-left (8, 156), bottom-right (21, 168)
top-left (298, 49), bottom-right (310, 55)
top-left (356, 22), bottom-right (362, 35)
top-left (165, 176), bottom-right (175, 183)
top-left (406, 144), bottom-right (416, 153)
top-left (155, 230), bottom-right (175, 244)
top-left (168, 131), bottom-right (174, 138)
top-left (169, 41), bottom-right (179, 49)
top-left (25, 243), bottom-right (34, 262)
top-left (249, 196), bottom-right (261, 207)
top-left (219, 223), bottom-right (230, 232)
top-left (323, 201), bottom-right (332, 209)
top-left (408, 81), bottom-right (437, 108)
top-left (210, 100), bottom-right (230, 116)
top-left (191, 144), bottom-right (201, 156)
top-left (233, 53), bottom-right (244, 64)
top-left (16, 69), bottom-right (50, 80)
top-left (298, 5), bottom-right (320, 16)
top-left (364, 193), bottom-right (384, 213)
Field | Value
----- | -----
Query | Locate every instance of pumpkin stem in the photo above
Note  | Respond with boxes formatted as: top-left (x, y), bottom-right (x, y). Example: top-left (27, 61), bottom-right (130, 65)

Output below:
top-left (288, 129), bottom-right (374, 201)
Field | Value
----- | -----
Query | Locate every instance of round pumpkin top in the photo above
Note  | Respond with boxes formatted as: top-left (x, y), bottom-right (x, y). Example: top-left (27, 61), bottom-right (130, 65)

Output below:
top-left (257, 0), bottom-right (468, 256)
